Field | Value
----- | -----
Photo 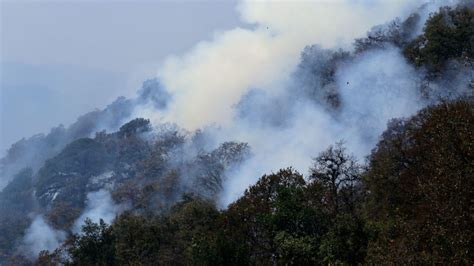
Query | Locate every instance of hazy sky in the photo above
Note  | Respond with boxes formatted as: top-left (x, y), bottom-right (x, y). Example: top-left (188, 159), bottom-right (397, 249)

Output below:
top-left (0, 0), bottom-right (242, 155)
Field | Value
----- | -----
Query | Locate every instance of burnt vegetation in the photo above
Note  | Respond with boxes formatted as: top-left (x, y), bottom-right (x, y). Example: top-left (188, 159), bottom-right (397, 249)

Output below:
top-left (0, 4), bottom-right (473, 265)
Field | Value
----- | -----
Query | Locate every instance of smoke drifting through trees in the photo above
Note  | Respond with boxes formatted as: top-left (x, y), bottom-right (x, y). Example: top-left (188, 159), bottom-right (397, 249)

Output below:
top-left (131, 0), bottom-right (467, 206)
top-left (0, 0), bottom-right (472, 263)
top-left (19, 216), bottom-right (65, 260)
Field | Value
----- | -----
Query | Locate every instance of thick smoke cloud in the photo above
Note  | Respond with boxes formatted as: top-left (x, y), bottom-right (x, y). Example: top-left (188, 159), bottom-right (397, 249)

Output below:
top-left (214, 47), bottom-right (424, 206)
top-left (155, 0), bottom-right (424, 129)
top-left (134, 0), bottom-right (458, 206)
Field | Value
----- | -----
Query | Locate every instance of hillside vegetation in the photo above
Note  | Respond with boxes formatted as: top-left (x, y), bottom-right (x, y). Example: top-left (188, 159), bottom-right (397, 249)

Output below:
top-left (0, 4), bottom-right (473, 265)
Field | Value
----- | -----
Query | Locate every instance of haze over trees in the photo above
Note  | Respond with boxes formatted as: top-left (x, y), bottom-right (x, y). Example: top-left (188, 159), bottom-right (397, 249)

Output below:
top-left (33, 98), bottom-right (474, 264)
top-left (0, 3), bottom-right (472, 265)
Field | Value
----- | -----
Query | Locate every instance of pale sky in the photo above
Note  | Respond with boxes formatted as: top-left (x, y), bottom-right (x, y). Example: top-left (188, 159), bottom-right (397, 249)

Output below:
top-left (0, 0), bottom-right (242, 155)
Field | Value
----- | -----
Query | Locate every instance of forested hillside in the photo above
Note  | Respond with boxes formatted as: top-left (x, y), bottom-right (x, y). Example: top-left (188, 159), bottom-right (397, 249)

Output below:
top-left (0, 3), bottom-right (472, 265)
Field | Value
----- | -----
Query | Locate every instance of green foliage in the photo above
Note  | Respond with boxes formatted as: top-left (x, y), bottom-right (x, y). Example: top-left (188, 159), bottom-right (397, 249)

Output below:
top-left (0, 169), bottom-right (36, 262)
top-left (274, 231), bottom-right (317, 265)
top-left (32, 98), bottom-right (473, 265)
top-left (66, 218), bottom-right (116, 265)
top-left (354, 14), bottom-right (420, 53)
top-left (46, 202), bottom-right (82, 230)
top-left (0, 217), bottom-right (31, 263)
top-left (404, 6), bottom-right (474, 71)
top-left (364, 100), bottom-right (474, 264)
top-left (39, 138), bottom-right (110, 179)
top-left (118, 118), bottom-right (151, 138)
top-left (318, 213), bottom-right (367, 265)
top-left (309, 141), bottom-right (362, 216)
top-left (3, 7), bottom-right (473, 260)
top-left (191, 142), bottom-right (251, 199)
top-left (0, 168), bottom-right (34, 212)
top-left (219, 167), bottom-right (365, 265)
top-left (35, 138), bottom-right (111, 208)
top-left (112, 214), bottom-right (162, 265)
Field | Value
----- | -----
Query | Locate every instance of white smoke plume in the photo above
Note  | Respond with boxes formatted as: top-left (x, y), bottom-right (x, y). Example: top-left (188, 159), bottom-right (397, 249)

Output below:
top-left (73, 189), bottom-right (124, 233)
top-left (156, 0), bottom-right (422, 129)
top-left (133, 0), bottom-right (459, 206)
top-left (20, 216), bottom-right (66, 259)
top-left (215, 47), bottom-right (424, 206)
